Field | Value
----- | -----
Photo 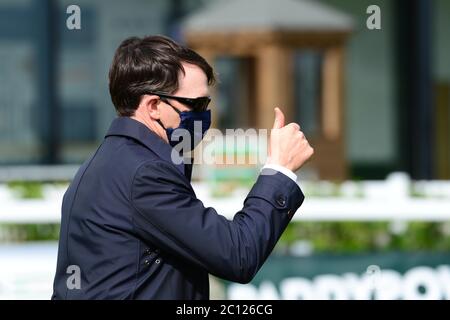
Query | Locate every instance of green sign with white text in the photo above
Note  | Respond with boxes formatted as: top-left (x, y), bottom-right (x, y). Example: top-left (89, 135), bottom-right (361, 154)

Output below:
top-left (226, 252), bottom-right (450, 300)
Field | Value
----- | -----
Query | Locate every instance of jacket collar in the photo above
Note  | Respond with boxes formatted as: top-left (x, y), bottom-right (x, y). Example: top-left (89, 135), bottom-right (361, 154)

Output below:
top-left (105, 117), bottom-right (188, 178)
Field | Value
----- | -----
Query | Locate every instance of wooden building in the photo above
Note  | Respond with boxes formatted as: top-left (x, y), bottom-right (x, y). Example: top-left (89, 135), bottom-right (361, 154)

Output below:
top-left (183, 0), bottom-right (353, 180)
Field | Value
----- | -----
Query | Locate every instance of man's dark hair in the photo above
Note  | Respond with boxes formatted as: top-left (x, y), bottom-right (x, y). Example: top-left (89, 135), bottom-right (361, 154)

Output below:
top-left (109, 35), bottom-right (215, 116)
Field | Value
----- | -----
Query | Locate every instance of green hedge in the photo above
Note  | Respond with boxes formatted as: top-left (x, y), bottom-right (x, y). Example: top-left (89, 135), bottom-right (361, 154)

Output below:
top-left (2, 222), bottom-right (450, 253)
top-left (280, 221), bottom-right (450, 253)
top-left (0, 224), bottom-right (60, 242)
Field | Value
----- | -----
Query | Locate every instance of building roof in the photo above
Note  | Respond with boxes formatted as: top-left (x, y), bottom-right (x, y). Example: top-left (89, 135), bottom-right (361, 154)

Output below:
top-left (183, 0), bottom-right (354, 33)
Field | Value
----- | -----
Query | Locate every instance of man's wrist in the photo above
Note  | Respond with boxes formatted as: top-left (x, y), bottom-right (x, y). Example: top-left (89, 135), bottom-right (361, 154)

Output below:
top-left (261, 163), bottom-right (297, 182)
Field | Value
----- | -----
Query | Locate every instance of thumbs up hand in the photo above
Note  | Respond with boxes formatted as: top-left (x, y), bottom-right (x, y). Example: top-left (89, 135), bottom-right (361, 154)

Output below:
top-left (267, 107), bottom-right (314, 172)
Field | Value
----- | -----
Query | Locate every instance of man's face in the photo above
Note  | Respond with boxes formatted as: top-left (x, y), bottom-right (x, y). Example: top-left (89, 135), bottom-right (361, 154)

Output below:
top-left (159, 62), bottom-right (210, 129)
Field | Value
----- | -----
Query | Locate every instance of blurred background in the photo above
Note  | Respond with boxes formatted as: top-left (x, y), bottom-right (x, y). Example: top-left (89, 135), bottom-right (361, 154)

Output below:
top-left (0, 0), bottom-right (450, 299)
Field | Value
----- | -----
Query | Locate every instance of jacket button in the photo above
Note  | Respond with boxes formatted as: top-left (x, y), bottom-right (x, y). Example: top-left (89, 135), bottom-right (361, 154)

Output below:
top-left (144, 259), bottom-right (150, 265)
top-left (155, 259), bottom-right (161, 264)
top-left (145, 249), bottom-right (151, 255)
top-left (276, 195), bottom-right (286, 207)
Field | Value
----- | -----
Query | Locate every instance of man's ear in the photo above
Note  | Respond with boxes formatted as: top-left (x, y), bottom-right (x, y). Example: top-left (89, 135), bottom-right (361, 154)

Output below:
top-left (140, 95), bottom-right (161, 120)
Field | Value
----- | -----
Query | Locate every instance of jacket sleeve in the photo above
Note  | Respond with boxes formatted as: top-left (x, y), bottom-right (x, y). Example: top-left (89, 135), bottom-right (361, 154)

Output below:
top-left (130, 160), bottom-right (304, 284)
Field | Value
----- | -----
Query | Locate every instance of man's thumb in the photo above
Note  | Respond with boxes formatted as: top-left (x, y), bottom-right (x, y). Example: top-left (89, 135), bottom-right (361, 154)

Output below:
top-left (272, 107), bottom-right (285, 129)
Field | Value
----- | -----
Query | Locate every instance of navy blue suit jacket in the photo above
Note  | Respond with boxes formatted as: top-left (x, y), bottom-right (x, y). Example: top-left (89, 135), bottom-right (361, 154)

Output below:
top-left (52, 117), bottom-right (305, 299)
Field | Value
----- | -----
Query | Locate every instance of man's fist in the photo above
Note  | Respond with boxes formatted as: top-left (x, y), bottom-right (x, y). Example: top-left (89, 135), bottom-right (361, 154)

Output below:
top-left (267, 107), bottom-right (314, 172)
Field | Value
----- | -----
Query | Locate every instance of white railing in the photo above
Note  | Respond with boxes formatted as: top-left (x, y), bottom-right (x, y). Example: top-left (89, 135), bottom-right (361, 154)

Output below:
top-left (1, 172), bottom-right (450, 224)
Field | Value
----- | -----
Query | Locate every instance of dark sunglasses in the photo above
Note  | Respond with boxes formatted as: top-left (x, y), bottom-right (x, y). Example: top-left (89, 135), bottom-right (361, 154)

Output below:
top-left (148, 92), bottom-right (211, 112)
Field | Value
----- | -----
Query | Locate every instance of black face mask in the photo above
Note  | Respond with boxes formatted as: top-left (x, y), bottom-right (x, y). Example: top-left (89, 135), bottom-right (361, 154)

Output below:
top-left (157, 105), bottom-right (211, 151)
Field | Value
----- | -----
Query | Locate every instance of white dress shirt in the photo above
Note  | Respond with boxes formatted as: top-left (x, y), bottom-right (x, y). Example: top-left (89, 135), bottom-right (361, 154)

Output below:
top-left (261, 163), bottom-right (297, 182)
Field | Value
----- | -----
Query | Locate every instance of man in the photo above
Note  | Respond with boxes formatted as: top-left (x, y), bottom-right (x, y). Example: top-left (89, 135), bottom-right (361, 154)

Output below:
top-left (52, 35), bottom-right (314, 299)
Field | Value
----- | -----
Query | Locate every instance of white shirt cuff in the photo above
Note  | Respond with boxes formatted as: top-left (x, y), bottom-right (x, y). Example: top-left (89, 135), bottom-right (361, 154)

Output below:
top-left (261, 164), bottom-right (297, 182)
